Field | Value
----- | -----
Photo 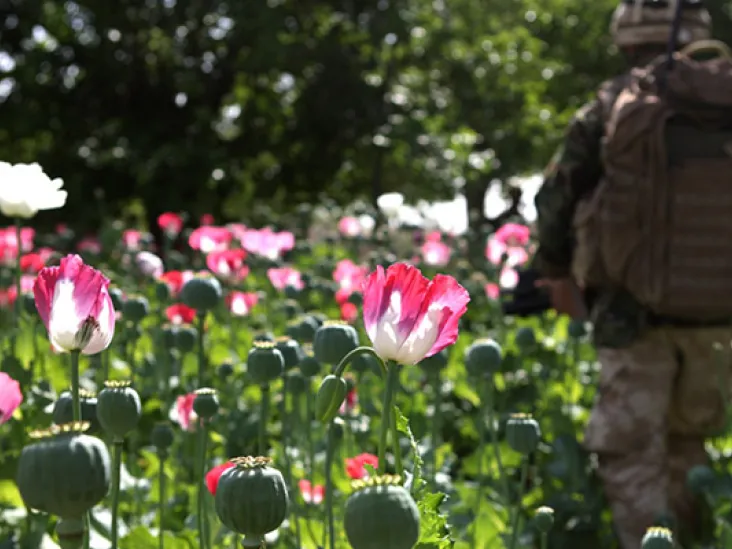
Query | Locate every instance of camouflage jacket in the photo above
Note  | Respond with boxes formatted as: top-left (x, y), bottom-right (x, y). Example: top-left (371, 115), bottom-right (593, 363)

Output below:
top-left (533, 74), bottom-right (630, 279)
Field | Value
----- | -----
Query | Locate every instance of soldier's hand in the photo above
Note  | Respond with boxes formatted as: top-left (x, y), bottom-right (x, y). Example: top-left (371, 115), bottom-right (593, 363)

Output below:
top-left (535, 277), bottom-right (588, 319)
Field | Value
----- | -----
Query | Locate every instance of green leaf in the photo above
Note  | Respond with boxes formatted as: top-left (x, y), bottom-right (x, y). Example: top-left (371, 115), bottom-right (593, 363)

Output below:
top-left (120, 526), bottom-right (195, 549)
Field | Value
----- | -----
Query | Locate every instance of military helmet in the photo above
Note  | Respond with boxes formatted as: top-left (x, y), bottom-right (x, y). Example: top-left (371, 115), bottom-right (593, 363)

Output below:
top-left (610, 0), bottom-right (711, 47)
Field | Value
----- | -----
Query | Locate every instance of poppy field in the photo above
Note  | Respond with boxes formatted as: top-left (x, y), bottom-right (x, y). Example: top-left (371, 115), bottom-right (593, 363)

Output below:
top-left (1, 167), bottom-right (726, 549)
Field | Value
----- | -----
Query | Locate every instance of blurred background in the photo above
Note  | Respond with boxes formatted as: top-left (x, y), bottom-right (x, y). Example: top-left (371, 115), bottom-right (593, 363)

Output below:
top-left (1, 0), bottom-right (731, 236)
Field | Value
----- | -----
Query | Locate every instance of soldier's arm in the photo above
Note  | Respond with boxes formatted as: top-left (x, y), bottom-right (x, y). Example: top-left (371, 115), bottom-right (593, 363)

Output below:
top-left (533, 99), bottom-right (605, 279)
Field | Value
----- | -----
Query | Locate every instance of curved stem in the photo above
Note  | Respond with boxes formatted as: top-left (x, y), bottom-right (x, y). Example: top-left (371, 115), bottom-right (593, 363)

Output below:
top-left (197, 420), bottom-right (208, 549)
top-left (158, 450), bottom-right (166, 549)
top-left (377, 362), bottom-right (400, 475)
top-left (197, 312), bottom-right (206, 388)
top-left (258, 385), bottom-right (270, 456)
top-left (508, 458), bottom-right (530, 549)
top-left (333, 346), bottom-right (387, 378)
top-left (110, 441), bottom-right (123, 549)
top-left (70, 351), bottom-right (81, 423)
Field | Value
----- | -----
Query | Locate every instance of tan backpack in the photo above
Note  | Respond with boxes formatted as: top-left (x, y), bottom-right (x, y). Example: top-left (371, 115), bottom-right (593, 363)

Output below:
top-left (572, 40), bottom-right (732, 321)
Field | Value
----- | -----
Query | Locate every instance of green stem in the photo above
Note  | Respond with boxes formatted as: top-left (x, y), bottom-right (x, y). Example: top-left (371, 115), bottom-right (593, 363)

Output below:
top-left (541, 532), bottom-right (548, 549)
top-left (475, 378), bottom-right (488, 527)
top-left (508, 458), bottom-right (530, 549)
top-left (333, 346), bottom-right (387, 378)
top-left (197, 312), bottom-right (206, 388)
top-left (197, 419), bottom-right (208, 549)
top-left (70, 351), bottom-right (81, 423)
top-left (486, 379), bottom-right (509, 502)
top-left (389, 402), bottom-right (404, 477)
top-left (324, 422), bottom-right (337, 549)
top-left (430, 372), bottom-right (441, 484)
top-left (377, 362), bottom-right (400, 475)
top-left (110, 441), bottom-right (123, 549)
top-left (158, 450), bottom-right (166, 549)
top-left (280, 390), bottom-right (301, 549)
top-left (259, 385), bottom-right (270, 456)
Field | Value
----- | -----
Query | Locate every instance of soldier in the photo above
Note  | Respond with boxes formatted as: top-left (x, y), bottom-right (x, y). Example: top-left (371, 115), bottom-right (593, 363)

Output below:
top-left (533, 1), bottom-right (726, 548)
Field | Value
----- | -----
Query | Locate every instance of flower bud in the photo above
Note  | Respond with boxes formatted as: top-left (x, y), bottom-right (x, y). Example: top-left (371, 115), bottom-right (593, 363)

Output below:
top-left (641, 527), bottom-right (674, 549)
top-left (122, 295), bottom-right (149, 323)
top-left (193, 388), bottom-right (220, 420)
top-left (514, 327), bottom-right (537, 354)
top-left (52, 390), bottom-right (100, 434)
top-left (419, 349), bottom-right (448, 376)
top-left (155, 281), bottom-right (171, 301)
top-left (247, 341), bottom-right (285, 386)
top-left (315, 375), bottom-right (348, 424)
top-left (313, 321), bottom-right (359, 365)
top-left (176, 325), bottom-right (198, 353)
top-left (181, 274), bottom-right (222, 311)
top-left (96, 381), bottom-right (142, 441)
top-left (275, 336), bottom-right (304, 370)
top-left (534, 506), bottom-right (554, 534)
top-left (505, 413), bottom-right (541, 454)
top-left (465, 339), bottom-right (502, 377)
top-left (151, 422), bottom-right (175, 453)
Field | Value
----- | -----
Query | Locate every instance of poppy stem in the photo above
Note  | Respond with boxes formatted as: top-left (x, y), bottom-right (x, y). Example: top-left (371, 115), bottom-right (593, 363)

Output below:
top-left (70, 350), bottom-right (81, 423)
top-left (11, 217), bottom-right (21, 356)
top-left (196, 418), bottom-right (209, 549)
top-left (110, 440), bottom-right (122, 549)
top-left (377, 362), bottom-right (399, 475)
top-left (158, 448), bottom-right (167, 549)
top-left (258, 385), bottom-right (270, 456)
top-left (324, 421), bottom-right (337, 549)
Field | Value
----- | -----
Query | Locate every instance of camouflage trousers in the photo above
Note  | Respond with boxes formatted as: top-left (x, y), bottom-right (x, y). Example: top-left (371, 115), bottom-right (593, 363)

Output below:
top-left (584, 327), bottom-right (732, 549)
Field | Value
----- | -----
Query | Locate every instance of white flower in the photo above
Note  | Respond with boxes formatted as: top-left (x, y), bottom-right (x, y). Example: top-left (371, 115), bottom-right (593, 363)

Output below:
top-left (376, 192), bottom-right (404, 217)
top-left (0, 162), bottom-right (67, 219)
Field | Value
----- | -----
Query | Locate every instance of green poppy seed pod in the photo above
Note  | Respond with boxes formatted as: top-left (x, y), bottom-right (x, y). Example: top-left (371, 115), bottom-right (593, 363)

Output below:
top-left (193, 388), bottom-right (219, 420)
top-left (151, 422), bottom-right (175, 453)
top-left (176, 326), bottom-right (198, 353)
top-left (253, 332), bottom-right (275, 343)
top-left (285, 371), bottom-right (307, 395)
top-left (181, 275), bottom-right (222, 311)
top-left (247, 341), bottom-right (285, 385)
top-left (109, 287), bottom-right (125, 311)
top-left (218, 362), bottom-right (235, 380)
top-left (299, 351), bottom-right (321, 378)
top-left (315, 375), bottom-right (348, 424)
top-left (52, 390), bottom-right (101, 434)
top-left (17, 422), bottom-right (111, 519)
top-left (534, 506), bottom-right (554, 534)
top-left (284, 285), bottom-right (301, 300)
top-left (465, 338), bottom-right (503, 377)
top-left (310, 312), bottom-right (327, 327)
top-left (514, 327), bottom-right (538, 354)
top-left (313, 321), bottom-right (359, 365)
top-left (567, 319), bottom-right (588, 339)
top-left (122, 295), bottom-right (149, 323)
top-left (351, 351), bottom-right (382, 376)
top-left (641, 527), bottom-right (674, 549)
top-left (296, 316), bottom-right (320, 342)
top-left (96, 381), bottom-right (142, 441)
top-left (505, 413), bottom-right (541, 454)
top-left (282, 299), bottom-right (302, 319)
top-left (419, 349), bottom-right (448, 376)
top-left (162, 324), bottom-right (178, 349)
top-left (155, 280), bottom-right (171, 301)
top-left (687, 464), bottom-right (716, 495)
top-left (344, 475), bottom-right (420, 549)
top-left (56, 517), bottom-right (85, 549)
top-left (348, 292), bottom-right (363, 306)
top-left (275, 336), bottom-right (304, 370)
top-left (214, 456), bottom-right (289, 545)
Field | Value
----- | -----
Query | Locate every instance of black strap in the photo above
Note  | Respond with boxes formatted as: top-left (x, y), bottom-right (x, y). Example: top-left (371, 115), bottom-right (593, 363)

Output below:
top-left (658, 0), bottom-right (686, 92)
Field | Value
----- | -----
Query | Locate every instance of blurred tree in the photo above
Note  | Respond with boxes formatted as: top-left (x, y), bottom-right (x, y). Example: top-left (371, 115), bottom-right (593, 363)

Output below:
top-left (0, 0), bottom-right (729, 233)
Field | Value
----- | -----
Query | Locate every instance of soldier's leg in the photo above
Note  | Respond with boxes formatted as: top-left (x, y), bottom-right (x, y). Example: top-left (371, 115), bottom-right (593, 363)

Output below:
top-left (585, 331), bottom-right (678, 549)
top-left (666, 328), bottom-right (732, 544)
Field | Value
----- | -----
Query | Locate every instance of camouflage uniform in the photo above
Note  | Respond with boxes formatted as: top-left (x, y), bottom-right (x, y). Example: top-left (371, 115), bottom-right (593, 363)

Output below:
top-left (534, 74), bottom-right (732, 548)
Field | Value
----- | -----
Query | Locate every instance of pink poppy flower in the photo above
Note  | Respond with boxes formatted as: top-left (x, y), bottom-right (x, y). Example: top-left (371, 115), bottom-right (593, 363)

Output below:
top-left (173, 393), bottom-right (197, 431)
top-left (299, 480), bottom-right (325, 504)
top-left (362, 263), bottom-right (470, 365)
top-left (421, 240), bottom-right (451, 266)
top-left (159, 270), bottom-right (195, 297)
top-left (189, 226), bottom-right (232, 254)
top-left (6, 275), bottom-right (38, 306)
top-left (135, 251), bottom-right (164, 279)
top-left (166, 304), bottom-right (197, 325)
top-left (240, 228), bottom-right (295, 260)
top-left (345, 453), bottom-right (379, 480)
top-left (340, 302), bottom-right (358, 323)
top-left (485, 283), bottom-right (500, 300)
top-left (200, 214), bottom-right (215, 226)
top-left (227, 291), bottom-right (259, 317)
top-left (0, 226), bottom-right (35, 253)
top-left (338, 216), bottom-right (361, 238)
top-left (77, 236), bottom-right (102, 255)
top-left (499, 267), bottom-right (519, 289)
top-left (333, 259), bottom-right (368, 303)
top-left (206, 249), bottom-right (249, 282)
top-left (494, 223), bottom-right (531, 247)
top-left (158, 212), bottom-right (184, 237)
top-left (267, 267), bottom-right (304, 291)
top-left (339, 388), bottom-right (358, 415)
top-left (122, 230), bottom-right (146, 251)
top-left (33, 254), bottom-right (116, 355)
top-left (0, 373), bottom-right (22, 425)
top-left (206, 462), bottom-right (236, 496)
